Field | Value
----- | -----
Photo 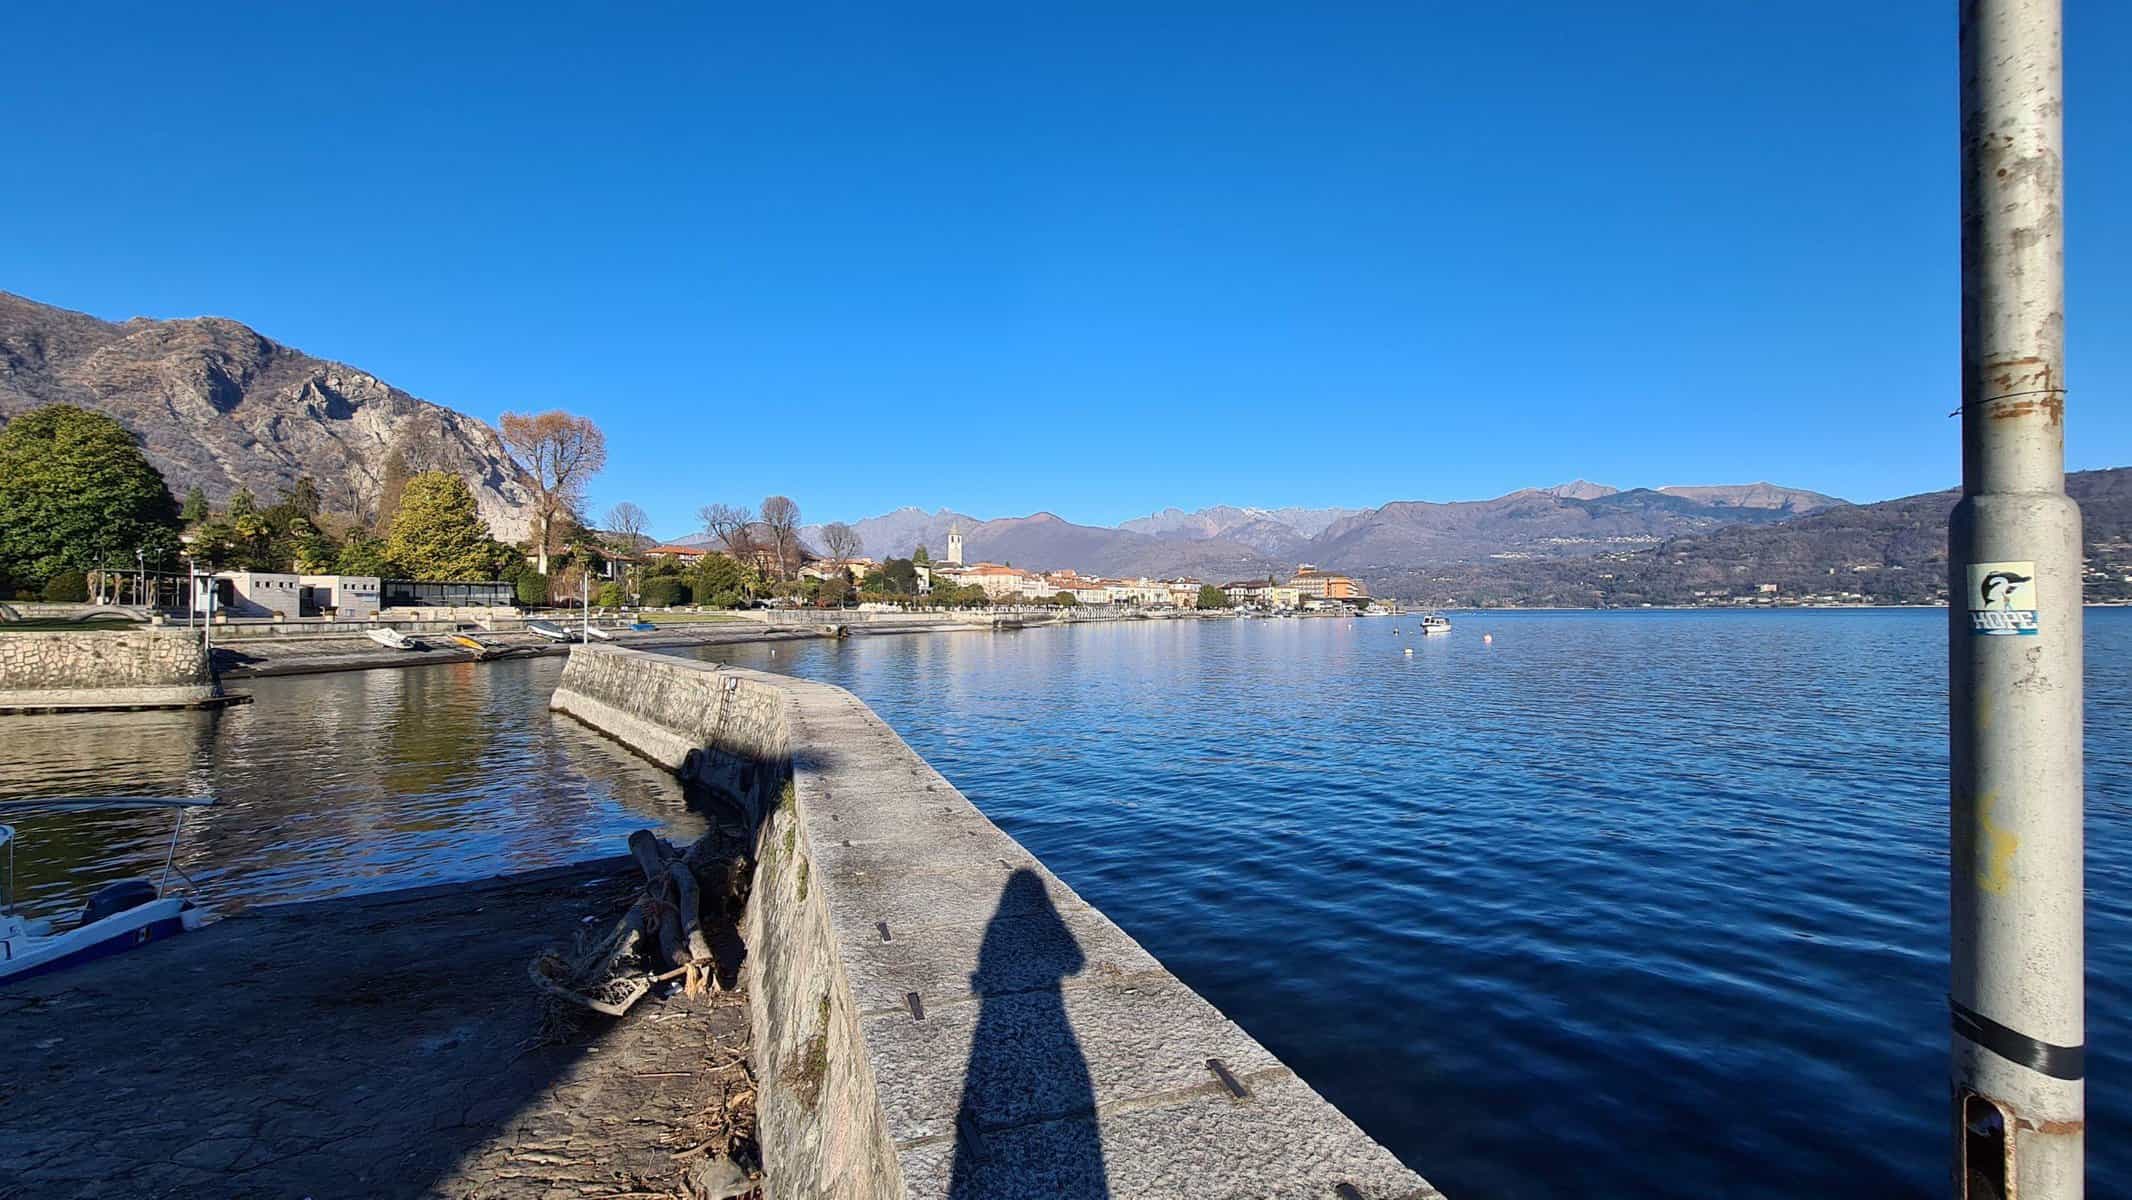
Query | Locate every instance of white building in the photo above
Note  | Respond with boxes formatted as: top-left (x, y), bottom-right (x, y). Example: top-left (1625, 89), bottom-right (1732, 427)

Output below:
top-left (299, 574), bottom-right (381, 618)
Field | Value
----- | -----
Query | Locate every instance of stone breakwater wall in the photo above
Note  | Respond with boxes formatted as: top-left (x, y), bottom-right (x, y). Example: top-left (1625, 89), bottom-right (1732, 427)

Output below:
top-left (551, 644), bottom-right (1439, 1200)
top-left (0, 629), bottom-right (219, 710)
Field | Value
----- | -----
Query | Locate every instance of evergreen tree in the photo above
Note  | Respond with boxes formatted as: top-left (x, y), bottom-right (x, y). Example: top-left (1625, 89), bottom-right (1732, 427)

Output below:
top-left (280, 477), bottom-right (323, 518)
top-left (0, 405), bottom-right (180, 587)
top-left (227, 486), bottom-right (257, 517)
top-left (384, 472), bottom-right (498, 580)
top-left (691, 553), bottom-right (747, 607)
top-left (180, 484), bottom-right (210, 523)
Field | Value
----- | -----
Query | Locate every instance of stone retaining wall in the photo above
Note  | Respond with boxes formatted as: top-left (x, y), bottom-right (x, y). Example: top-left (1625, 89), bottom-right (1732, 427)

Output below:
top-left (0, 628), bottom-right (220, 710)
top-left (551, 644), bottom-right (1439, 1200)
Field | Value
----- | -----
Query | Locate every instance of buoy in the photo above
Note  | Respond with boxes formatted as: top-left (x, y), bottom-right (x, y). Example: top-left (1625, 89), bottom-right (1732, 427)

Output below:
top-left (1404, 647), bottom-right (1414, 656)
top-left (1483, 633), bottom-right (1493, 645)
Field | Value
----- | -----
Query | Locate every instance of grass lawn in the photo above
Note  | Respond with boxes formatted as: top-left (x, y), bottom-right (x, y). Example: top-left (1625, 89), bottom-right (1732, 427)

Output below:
top-left (629, 611), bottom-right (749, 625)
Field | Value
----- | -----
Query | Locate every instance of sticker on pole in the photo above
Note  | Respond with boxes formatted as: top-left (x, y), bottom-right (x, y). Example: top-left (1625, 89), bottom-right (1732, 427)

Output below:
top-left (1967, 562), bottom-right (2039, 636)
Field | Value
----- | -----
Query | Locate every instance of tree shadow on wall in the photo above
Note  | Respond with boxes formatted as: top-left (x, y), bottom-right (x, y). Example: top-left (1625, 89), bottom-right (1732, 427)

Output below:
top-left (948, 868), bottom-right (1111, 1199)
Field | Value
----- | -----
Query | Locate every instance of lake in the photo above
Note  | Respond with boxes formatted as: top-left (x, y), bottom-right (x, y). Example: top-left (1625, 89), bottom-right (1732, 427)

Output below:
top-left (1, 609), bottom-right (2122, 1198)
top-left (680, 609), bottom-right (2129, 1200)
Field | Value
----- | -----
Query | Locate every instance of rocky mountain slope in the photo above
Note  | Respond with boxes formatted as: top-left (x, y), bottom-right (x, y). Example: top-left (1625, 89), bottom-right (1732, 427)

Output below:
top-left (1375, 468), bottom-right (2132, 606)
top-left (0, 292), bottom-right (534, 541)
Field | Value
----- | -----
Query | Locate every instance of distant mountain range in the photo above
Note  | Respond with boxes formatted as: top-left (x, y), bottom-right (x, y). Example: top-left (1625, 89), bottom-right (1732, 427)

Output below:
top-left (1379, 468), bottom-right (2132, 607)
top-left (793, 482), bottom-right (1851, 585)
top-left (22, 288), bottom-right (2100, 607)
top-left (0, 292), bottom-right (535, 541)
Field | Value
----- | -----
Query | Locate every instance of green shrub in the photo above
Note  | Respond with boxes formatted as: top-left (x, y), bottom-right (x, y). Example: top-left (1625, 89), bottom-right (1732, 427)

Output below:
top-left (42, 570), bottom-right (89, 602)
top-left (514, 571), bottom-right (549, 608)
top-left (641, 576), bottom-right (690, 607)
top-left (597, 581), bottom-right (625, 607)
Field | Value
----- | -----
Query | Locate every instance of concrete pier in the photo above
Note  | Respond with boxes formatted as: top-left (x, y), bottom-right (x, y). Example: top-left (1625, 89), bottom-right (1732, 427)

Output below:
top-left (552, 644), bottom-right (1438, 1200)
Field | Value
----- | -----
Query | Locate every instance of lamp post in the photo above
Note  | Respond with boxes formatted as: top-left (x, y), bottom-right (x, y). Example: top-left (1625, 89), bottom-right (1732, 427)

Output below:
top-left (1950, 2), bottom-right (2081, 1197)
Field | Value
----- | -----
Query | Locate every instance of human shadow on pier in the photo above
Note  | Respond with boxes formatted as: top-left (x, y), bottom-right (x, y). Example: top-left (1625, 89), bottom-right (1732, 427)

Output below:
top-left (948, 868), bottom-right (1111, 1199)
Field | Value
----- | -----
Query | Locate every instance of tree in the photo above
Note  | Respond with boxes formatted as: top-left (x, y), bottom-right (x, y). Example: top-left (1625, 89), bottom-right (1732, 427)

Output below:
top-left (180, 485), bottom-right (210, 523)
top-left (597, 580), bottom-right (625, 607)
top-left (604, 502), bottom-right (650, 555)
top-left (1050, 591), bottom-right (1079, 607)
top-left (500, 410), bottom-right (606, 575)
top-left (821, 521), bottom-right (862, 571)
top-left (816, 573), bottom-right (853, 608)
top-left (1197, 584), bottom-right (1230, 609)
top-left (913, 545), bottom-right (930, 564)
top-left (759, 495), bottom-right (800, 580)
top-left (697, 503), bottom-right (754, 554)
top-left (280, 477), bottom-right (323, 518)
top-left (692, 553), bottom-right (748, 608)
top-left (335, 535), bottom-right (392, 577)
top-left (604, 501), bottom-right (650, 598)
top-left (0, 405), bottom-right (181, 588)
top-left (376, 447), bottom-right (413, 535)
top-left (228, 486), bottom-right (257, 517)
top-left (385, 471), bottom-right (500, 580)
top-left (882, 557), bottom-right (920, 595)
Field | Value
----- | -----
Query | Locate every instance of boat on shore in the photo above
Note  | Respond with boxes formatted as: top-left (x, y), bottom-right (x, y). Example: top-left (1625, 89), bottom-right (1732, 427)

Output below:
top-left (366, 627), bottom-right (416, 650)
top-left (585, 625), bottom-right (615, 641)
top-left (526, 620), bottom-right (577, 643)
top-left (1, 797), bottom-right (215, 983)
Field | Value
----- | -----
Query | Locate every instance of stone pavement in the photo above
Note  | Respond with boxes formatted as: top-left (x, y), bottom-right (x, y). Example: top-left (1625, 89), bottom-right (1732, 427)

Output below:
top-left (0, 861), bottom-right (752, 1200)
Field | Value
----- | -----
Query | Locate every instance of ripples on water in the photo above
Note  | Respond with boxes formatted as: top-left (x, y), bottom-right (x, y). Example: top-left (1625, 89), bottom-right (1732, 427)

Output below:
top-left (2, 612), bottom-right (2122, 1198)
top-left (685, 610), bottom-right (2131, 1200)
top-left (0, 657), bottom-right (698, 921)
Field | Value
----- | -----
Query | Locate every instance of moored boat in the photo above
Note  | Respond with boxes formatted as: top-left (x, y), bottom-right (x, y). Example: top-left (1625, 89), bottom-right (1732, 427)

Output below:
top-left (1, 797), bottom-right (215, 983)
top-left (1419, 613), bottom-right (1453, 635)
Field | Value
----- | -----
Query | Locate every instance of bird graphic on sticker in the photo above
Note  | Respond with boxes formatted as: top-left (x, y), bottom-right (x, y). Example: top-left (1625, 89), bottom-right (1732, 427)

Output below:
top-left (1967, 561), bottom-right (2040, 635)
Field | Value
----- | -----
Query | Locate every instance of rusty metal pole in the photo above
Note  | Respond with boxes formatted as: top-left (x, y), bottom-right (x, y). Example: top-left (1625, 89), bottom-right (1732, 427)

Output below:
top-left (1951, 1), bottom-right (2082, 1197)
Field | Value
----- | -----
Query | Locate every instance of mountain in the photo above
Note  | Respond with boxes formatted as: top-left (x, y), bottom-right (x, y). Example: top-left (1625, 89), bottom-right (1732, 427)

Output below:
top-left (1120, 505), bottom-right (1359, 543)
top-left (1371, 468), bottom-right (2132, 607)
top-left (801, 479), bottom-right (1853, 584)
top-left (0, 292), bottom-right (535, 541)
top-left (1309, 486), bottom-right (1830, 571)
top-left (1655, 482), bottom-right (1845, 513)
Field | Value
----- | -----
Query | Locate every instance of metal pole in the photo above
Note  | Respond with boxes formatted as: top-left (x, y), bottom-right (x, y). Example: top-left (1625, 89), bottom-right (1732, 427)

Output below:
top-left (1951, 2), bottom-right (2081, 1197)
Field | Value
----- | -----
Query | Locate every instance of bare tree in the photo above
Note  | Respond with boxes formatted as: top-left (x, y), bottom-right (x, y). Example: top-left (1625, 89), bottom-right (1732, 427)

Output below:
top-left (759, 495), bottom-right (800, 580)
top-left (820, 521), bottom-right (863, 572)
top-left (604, 501), bottom-right (650, 599)
top-left (697, 503), bottom-right (756, 558)
top-left (500, 410), bottom-right (607, 575)
top-left (604, 502), bottom-right (650, 554)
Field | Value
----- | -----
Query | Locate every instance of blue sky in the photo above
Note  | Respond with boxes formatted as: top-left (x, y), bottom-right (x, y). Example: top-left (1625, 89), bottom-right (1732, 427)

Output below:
top-left (4, 3), bottom-right (2126, 538)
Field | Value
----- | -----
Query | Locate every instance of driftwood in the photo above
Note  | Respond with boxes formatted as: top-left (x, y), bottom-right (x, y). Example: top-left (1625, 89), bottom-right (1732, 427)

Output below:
top-left (537, 827), bottom-right (736, 1015)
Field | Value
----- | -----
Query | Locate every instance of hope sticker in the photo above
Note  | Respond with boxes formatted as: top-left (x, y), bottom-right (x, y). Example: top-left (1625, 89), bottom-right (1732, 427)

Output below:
top-left (1967, 561), bottom-right (2040, 636)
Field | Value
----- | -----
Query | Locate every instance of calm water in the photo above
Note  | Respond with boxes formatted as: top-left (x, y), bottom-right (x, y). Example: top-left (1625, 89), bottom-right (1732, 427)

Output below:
top-left (0, 657), bottom-right (699, 922)
top-left (680, 610), bottom-right (2132, 1200)
top-left (1, 612), bottom-right (2123, 1198)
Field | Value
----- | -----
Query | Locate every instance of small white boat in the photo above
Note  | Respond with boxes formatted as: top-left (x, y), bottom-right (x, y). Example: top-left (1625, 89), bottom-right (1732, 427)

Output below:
top-left (1419, 614), bottom-right (1453, 635)
top-left (526, 620), bottom-right (577, 643)
top-left (366, 627), bottom-right (414, 650)
top-left (585, 625), bottom-right (615, 641)
top-left (1, 797), bottom-right (214, 983)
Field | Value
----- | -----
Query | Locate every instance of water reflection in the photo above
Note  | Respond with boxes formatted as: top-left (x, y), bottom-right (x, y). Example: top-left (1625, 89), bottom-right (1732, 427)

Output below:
top-left (0, 657), bottom-right (700, 922)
